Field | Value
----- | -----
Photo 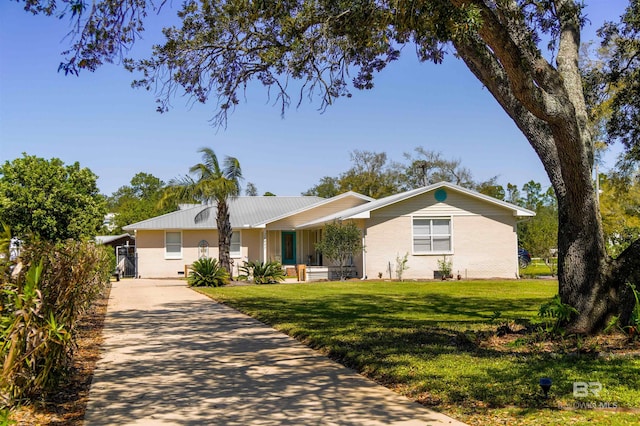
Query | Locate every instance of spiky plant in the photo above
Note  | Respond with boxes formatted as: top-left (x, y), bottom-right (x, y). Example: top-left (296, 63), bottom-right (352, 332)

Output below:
top-left (238, 260), bottom-right (285, 284)
top-left (188, 257), bottom-right (229, 287)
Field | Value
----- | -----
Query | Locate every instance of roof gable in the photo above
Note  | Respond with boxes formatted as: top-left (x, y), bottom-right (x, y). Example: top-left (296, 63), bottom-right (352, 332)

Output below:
top-left (254, 191), bottom-right (374, 228)
top-left (297, 182), bottom-right (535, 228)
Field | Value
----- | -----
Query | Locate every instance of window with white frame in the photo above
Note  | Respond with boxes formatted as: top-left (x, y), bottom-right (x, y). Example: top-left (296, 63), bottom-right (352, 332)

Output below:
top-left (230, 231), bottom-right (241, 258)
top-left (165, 231), bottom-right (182, 259)
top-left (412, 217), bottom-right (452, 254)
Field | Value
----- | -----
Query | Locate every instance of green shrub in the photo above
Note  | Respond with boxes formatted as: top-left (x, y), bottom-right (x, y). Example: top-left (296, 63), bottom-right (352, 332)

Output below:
top-left (188, 257), bottom-right (229, 287)
top-left (538, 294), bottom-right (578, 334)
top-left (395, 252), bottom-right (409, 281)
top-left (1, 239), bottom-right (111, 404)
top-left (623, 283), bottom-right (640, 339)
top-left (238, 260), bottom-right (285, 284)
top-left (437, 255), bottom-right (452, 279)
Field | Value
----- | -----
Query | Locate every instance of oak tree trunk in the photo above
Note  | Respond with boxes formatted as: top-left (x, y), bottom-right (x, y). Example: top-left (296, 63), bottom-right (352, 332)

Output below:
top-left (450, 0), bottom-right (640, 334)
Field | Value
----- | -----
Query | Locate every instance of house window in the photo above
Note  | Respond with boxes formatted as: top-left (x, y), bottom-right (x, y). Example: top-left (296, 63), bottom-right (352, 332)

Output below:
top-left (412, 217), bottom-right (452, 254)
top-left (165, 231), bottom-right (182, 259)
top-left (230, 231), bottom-right (241, 258)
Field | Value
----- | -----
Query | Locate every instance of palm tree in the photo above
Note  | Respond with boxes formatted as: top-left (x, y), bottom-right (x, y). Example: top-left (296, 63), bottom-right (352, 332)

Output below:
top-left (160, 147), bottom-right (242, 274)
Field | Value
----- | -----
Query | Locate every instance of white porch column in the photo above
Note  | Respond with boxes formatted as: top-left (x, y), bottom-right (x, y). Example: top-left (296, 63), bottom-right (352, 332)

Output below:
top-left (262, 231), bottom-right (267, 262)
top-left (361, 230), bottom-right (367, 280)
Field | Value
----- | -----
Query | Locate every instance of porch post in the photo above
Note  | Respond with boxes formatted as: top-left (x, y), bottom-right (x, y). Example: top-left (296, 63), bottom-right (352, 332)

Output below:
top-left (262, 231), bottom-right (267, 262)
top-left (361, 230), bottom-right (367, 280)
top-left (299, 230), bottom-right (303, 264)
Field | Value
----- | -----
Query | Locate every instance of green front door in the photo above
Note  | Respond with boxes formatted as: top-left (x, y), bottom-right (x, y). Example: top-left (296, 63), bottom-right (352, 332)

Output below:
top-left (281, 232), bottom-right (296, 265)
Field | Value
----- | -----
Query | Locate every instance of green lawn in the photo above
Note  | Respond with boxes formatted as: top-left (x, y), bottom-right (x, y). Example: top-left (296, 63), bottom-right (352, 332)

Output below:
top-left (197, 280), bottom-right (640, 425)
top-left (520, 258), bottom-right (558, 277)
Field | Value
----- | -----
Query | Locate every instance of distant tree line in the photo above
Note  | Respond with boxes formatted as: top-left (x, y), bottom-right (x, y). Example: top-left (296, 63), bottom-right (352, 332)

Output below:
top-left (303, 147), bottom-right (500, 199)
top-left (301, 147), bottom-right (640, 259)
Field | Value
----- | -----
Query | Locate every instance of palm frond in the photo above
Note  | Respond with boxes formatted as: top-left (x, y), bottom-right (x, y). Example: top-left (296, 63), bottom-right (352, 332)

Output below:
top-left (159, 175), bottom-right (199, 208)
top-left (224, 156), bottom-right (243, 182)
top-left (189, 163), bottom-right (213, 180)
top-left (238, 260), bottom-right (285, 284)
top-left (194, 206), bottom-right (214, 224)
top-left (198, 147), bottom-right (222, 176)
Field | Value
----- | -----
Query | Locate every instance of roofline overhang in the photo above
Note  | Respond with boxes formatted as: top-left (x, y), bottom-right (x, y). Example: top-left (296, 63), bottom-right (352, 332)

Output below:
top-left (347, 211), bottom-right (371, 219)
top-left (253, 191), bottom-right (372, 227)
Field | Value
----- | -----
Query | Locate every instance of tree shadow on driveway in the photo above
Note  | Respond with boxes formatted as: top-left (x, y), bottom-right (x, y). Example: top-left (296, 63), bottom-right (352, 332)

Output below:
top-left (84, 281), bottom-right (463, 425)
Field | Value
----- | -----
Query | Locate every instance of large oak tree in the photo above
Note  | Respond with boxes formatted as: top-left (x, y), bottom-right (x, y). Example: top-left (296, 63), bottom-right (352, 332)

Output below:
top-left (16, 0), bottom-right (640, 333)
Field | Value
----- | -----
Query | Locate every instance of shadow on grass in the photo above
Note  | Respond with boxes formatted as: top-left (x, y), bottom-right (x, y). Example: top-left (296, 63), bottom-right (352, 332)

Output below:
top-left (208, 291), bottom-right (640, 413)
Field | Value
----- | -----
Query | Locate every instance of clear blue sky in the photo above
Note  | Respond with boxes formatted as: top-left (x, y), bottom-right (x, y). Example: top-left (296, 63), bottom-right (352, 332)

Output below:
top-left (0, 1), bottom-right (629, 197)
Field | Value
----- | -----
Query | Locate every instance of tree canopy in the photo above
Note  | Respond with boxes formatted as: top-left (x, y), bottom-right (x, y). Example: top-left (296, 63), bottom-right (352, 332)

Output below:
top-left (107, 172), bottom-right (175, 234)
top-left (515, 180), bottom-right (558, 259)
top-left (594, 1), bottom-right (640, 160)
top-left (0, 154), bottom-right (106, 241)
top-left (599, 171), bottom-right (640, 257)
top-left (304, 147), bottom-right (504, 198)
top-left (315, 221), bottom-right (363, 281)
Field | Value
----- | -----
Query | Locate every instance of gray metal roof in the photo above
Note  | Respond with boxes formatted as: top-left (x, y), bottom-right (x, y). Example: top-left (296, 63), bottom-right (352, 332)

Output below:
top-left (123, 196), bottom-right (324, 231)
top-left (297, 182), bottom-right (536, 228)
top-left (252, 191), bottom-right (374, 226)
top-left (95, 234), bottom-right (134, 244)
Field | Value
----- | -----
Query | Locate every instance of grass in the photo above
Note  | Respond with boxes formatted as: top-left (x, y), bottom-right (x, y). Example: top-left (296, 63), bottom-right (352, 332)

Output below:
top-left (198, 280), bottom-right (640, 425)
top-left (520, 258), bottom-right (558, 277)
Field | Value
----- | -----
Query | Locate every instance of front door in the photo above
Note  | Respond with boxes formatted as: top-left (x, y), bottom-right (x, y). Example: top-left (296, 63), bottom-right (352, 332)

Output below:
top-left (281, 232), bottom-right (296, 265)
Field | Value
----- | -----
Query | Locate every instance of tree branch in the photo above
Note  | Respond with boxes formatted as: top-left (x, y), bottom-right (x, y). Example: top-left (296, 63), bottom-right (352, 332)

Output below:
top-left (555, 0), bottom-right (593, 164)
top-left (452, 36), bottom-right (565, 196)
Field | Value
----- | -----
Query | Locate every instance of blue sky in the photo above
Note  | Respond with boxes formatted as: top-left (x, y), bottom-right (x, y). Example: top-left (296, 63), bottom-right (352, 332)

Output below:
top-left (0, 1), bottom-right (629, 197)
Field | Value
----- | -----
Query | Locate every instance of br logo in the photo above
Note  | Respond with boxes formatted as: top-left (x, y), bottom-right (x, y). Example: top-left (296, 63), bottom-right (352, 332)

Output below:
top-left (573, 381), bottom-right (602, 398)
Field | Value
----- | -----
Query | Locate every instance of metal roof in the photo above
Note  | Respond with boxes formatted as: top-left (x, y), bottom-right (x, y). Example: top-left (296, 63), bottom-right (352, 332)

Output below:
top-left (252, 191), bottom-right (374, 226)
top-left (122, 196), bottom-right (324, 231)
top-left (95, 234), bottom-right (134, 244)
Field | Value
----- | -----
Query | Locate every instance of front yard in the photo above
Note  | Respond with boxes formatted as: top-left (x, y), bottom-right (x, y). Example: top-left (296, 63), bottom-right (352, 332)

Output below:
top-left (199, 280), bottom-right (640, 425)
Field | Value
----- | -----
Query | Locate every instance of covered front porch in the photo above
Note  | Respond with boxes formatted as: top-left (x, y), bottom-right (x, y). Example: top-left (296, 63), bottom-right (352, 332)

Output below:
top-left (259, 228), bottom-right (362, 281)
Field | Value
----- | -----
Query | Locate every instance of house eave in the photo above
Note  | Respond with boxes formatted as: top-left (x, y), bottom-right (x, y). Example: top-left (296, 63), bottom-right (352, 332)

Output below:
top-left (347, 211), bottom-right (370, 219)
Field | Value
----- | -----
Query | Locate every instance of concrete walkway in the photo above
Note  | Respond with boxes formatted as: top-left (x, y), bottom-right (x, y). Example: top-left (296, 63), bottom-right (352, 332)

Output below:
top-left (84, 279), bottom-right (465, 425)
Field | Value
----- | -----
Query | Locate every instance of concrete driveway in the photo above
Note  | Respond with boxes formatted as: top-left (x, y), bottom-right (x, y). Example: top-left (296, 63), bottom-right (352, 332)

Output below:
top-left (84, 279), bottom-right (465, 425)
